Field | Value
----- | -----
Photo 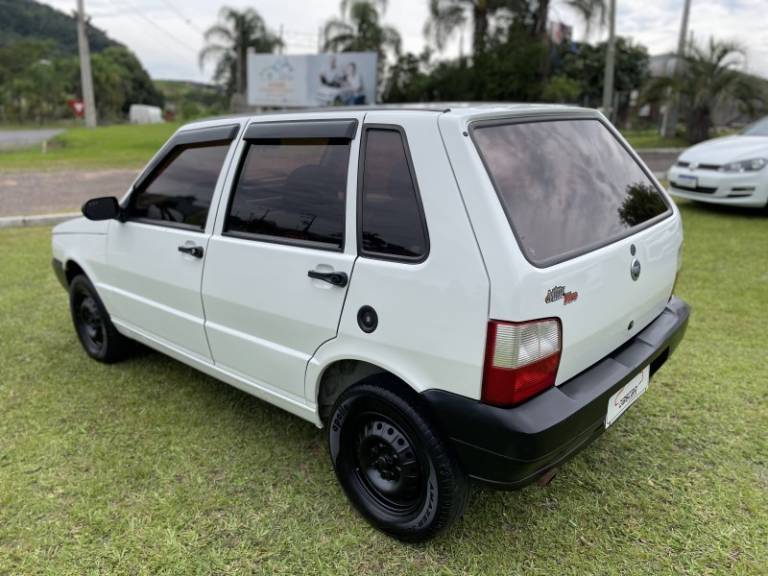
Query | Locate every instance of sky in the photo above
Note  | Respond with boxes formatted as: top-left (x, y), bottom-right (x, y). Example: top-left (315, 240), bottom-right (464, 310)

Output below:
top-left (39, 0), bottom-right (768, 83)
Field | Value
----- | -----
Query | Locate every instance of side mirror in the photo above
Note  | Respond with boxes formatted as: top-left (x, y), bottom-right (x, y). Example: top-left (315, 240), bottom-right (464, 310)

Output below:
top-left (82, 196), bottom-right (120, 221)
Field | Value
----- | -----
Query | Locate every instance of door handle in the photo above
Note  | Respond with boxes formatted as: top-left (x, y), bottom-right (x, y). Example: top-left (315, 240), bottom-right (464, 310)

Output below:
top-left (307, 269), bottom-right (348, 287)
top-left (178, 244), bottom-right (204, 258)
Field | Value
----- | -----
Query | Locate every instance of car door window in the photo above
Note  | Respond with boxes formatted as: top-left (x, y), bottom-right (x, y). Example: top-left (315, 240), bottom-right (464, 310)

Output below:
top-left (359, 128), bottom-right (429, 261)
top-left (128, 142), bottom-right (230, 230)
top-left (225, 138), bottom-right (350, 250)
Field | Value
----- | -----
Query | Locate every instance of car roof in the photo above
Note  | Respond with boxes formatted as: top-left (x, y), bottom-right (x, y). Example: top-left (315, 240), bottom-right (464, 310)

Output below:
top-left (179, 102), bottom-right (597, 132)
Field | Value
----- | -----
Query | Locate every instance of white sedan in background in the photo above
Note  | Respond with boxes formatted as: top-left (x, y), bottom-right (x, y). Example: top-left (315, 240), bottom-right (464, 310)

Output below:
top-left (668, 117), bottom-right (768, 208)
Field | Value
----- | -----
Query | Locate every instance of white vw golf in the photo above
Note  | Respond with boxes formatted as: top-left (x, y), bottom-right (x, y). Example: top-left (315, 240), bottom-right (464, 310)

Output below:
top-left (52, 104), bottom-right (690, 541)
top-left (668, 116), bottom-right (768, 208)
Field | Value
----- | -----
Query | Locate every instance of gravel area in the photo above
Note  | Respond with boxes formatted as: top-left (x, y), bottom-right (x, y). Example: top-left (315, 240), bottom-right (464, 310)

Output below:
top-left (0, 169), bottom-right (136, 217)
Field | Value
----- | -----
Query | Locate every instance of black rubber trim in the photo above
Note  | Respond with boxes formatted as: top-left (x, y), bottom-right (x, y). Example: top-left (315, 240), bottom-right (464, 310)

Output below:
top-left (421, 296), bottom-right (690, 488)
top-left (244, 119), bottom-right (358, 141)
top-left (52, 258), bottom-right (67, 289)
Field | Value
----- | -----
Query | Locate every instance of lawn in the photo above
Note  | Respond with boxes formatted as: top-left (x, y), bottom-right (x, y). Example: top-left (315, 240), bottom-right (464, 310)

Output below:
top-left (0, 123), bottom-right (179, 171)
top-left (0, 202), bottom-right (766, 575)
top-left (0, 122), bottom-right (685, 173)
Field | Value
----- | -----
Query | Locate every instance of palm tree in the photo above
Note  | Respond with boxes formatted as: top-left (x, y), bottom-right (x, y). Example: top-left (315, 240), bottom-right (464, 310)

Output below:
top-left (645, 38), bottom-right (764, 143)
top-left (424, 0), bottom-right (606, 56)
top-left (423, 0), bottom-right (509, 56)
top-left (199, 7), bottom-right (283, 96)
top-left (323, 0), bottom-right (402, 62)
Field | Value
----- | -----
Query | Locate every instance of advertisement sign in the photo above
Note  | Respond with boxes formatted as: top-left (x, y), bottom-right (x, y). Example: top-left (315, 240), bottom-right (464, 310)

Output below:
top-left (247, 52), bottom-right (378, 107)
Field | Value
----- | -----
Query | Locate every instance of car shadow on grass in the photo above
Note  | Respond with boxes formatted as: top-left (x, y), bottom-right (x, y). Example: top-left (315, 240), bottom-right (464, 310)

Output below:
top-left (112, 344), bottom-right (632, 546)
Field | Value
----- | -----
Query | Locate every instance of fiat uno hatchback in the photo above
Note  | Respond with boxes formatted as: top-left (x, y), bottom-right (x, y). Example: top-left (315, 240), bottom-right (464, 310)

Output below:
top-left (52, 104), bottom-right (690, 541)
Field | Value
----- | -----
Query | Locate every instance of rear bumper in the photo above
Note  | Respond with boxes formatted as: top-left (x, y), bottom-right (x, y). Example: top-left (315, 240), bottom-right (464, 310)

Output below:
top-left (422, 296), bottom-right (690, 488)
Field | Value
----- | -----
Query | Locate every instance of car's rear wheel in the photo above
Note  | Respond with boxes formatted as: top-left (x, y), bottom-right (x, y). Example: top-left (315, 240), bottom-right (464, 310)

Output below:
top-left (69, 274), bottom-right (131, 363)
top-left (328, 377), bottom-right (468, 542)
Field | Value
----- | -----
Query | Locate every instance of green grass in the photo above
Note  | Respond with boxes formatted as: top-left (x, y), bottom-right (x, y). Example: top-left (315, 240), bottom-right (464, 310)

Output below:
top-left (0, 123), bottom-right (179, 171)
top-left (0, 122), bottom-right (687, 173)
top-left (622, 129), bottom-right (688, 149)
top-left (1, 202), bottom-right (766, 575)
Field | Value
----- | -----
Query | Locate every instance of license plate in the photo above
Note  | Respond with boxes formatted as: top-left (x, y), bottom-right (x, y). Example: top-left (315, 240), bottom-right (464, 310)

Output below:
top-left (605, 366), bottom-right (650, 428)
top-left (675, 174), bottom-right (698, 189)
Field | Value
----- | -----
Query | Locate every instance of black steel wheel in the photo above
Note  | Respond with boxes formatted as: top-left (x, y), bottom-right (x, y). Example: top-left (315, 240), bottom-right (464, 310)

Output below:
top-left (69, 274), bottom-right (130, 363)
top-left (328, 377), bottom-right (468, 542)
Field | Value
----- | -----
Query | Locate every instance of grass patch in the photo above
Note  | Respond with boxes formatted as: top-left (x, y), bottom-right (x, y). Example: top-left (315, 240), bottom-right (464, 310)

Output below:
top-left (1, 202), bottom-right (767, 574)
top-left (0, 123), bottom-right (179, 171)
top-left (622, 129), bottom-right (688, 149)
top-left (0, 122), bottom-right (689, 173)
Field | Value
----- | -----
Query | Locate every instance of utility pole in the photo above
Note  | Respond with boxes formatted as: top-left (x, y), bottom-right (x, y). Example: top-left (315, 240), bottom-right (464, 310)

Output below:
top-left (661, 0), bottom-right (692, 138)
top-left (76, 0), bottom-right (97, 128)
top-left (601, 0), bottom-right (617, 122)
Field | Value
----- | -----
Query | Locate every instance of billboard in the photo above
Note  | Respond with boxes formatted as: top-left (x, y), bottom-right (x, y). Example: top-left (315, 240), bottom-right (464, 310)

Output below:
top-left (247, 52), bottom-right (378, 107)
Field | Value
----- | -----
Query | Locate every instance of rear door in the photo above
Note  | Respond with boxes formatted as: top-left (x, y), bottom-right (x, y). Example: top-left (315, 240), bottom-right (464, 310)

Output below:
top-left (100, 124), bottom-right (239, 361)
top-left (201, 117), bottom-right (360, 401)
top-left (444, 113), bottom-right (682, 384)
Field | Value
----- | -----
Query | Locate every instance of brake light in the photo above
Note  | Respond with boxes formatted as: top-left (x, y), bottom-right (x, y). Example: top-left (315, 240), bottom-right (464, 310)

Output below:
top-left (481, 318), bottom-right (562, 407)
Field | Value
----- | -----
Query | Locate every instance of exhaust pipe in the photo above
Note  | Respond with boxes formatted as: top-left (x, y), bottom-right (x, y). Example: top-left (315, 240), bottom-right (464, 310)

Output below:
top-left (536, 467), bottom-right (559, 487)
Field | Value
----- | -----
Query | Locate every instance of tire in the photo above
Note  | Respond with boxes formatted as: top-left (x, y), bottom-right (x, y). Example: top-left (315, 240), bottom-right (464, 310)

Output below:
top-left (328, 377), bottom-right (469, 542)
top-left (69, 274), bottom-right (131, 363)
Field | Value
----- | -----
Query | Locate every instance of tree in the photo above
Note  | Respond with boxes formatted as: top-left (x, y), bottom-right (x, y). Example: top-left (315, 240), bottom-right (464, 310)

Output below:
top-left (323, 0), bottom-right (401, 62)
top-left (645, 38), bottom-right (765, 143)
top-left (555, 36), bottom-right (649, 113)
top-left (423, 0), bottom-right (517, 56)
top-left (423, 0), bottom-right (605, 56)
top-left (199, 7), bottom-right (283, 97)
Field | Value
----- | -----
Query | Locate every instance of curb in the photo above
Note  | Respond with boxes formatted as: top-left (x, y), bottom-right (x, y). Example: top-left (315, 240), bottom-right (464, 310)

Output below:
top-left (0, 212), bottom-right (79, 229)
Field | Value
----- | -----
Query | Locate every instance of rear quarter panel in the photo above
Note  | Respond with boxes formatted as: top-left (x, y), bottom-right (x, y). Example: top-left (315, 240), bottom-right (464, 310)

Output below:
top-left (306, 111), bottom-right (490, 402)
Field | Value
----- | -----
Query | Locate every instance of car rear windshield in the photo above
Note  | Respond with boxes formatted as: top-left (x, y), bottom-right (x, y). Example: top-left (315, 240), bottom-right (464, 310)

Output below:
top-left (472, 118), bottom-right (670, 267)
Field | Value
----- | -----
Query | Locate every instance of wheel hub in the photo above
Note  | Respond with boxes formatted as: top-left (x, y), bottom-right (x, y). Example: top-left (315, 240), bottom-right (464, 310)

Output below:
top-left (356, 418), bottom-right (421, 509)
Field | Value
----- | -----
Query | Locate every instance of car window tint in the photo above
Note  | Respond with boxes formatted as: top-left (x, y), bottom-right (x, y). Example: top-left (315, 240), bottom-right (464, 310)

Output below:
top-left (360, 129), bottom-right (427, 260)
top-left (226, 138), bottom-right (350, 249)
top-left (472, 119), bottom-right (670, 266)
top-left (130, 143), bottom-right (229, 229)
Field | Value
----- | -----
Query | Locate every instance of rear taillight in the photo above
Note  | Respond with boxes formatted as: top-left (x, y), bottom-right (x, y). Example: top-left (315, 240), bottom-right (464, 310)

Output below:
top-left (481, 318), bottom-right (562, 407)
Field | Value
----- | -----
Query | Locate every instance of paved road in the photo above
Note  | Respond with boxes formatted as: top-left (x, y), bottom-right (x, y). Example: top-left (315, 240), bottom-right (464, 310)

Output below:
top-left (0, 149), bottom-right (681, 218)
top-left (638, 149), bottom-right (680, 176)
top-left (0, 169), bottom-right (136, 217)
top-left (0, 129), bottom-right (63, 150)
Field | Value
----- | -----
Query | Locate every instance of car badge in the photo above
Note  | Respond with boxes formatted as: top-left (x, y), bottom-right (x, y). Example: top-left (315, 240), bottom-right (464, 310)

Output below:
top-left (545, 285), bottom-right (578, 305)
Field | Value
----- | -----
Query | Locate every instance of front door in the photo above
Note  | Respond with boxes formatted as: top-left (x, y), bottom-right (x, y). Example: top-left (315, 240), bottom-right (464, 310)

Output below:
top-left (100, 127), bottom-right (238, 361)
top-left (202, 118), bottom-right (359, 401)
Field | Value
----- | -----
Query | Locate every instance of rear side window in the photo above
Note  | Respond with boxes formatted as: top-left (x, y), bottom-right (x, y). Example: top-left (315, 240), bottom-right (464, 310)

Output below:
top-left (472, 118), bottom-right (670, 267)
top-left (359, 128), bottom-right (428, 261)
top-left (129, 143), bottom-right (230, 229)
top-left (225, 138), bottom-right (350, 249)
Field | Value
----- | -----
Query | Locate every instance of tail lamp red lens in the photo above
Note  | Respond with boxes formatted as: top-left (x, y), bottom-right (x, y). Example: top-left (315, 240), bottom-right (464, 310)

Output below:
top-left (481, 318), bottom-right (562, 407)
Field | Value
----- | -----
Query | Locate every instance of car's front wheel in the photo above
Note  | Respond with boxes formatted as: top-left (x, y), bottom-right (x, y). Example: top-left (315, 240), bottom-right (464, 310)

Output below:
top-left (328, 377), bottom-right (468, 542)
top-left (69, 274), bottom-right (131, 363)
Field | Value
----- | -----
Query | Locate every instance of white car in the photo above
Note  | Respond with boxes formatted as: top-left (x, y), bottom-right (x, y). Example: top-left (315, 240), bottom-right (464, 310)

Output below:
top-left (668, 117), bottom-right (768, 208)
top-left (52, 105), bottom-right (690, 541)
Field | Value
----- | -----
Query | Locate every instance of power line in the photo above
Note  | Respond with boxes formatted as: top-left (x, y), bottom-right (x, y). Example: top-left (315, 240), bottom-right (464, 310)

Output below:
top-left (114, 0), bottom-right (199, 54)
top-left (155, 0), bottom-right (204, 34)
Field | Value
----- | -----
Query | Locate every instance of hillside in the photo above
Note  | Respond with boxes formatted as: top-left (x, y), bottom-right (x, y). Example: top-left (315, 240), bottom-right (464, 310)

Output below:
top-left (0, 0), bottom-right (118, 55)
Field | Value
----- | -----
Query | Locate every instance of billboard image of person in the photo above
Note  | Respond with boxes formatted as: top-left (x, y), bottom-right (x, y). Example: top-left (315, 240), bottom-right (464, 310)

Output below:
top-left (248, 52), bottom-right (377, 107)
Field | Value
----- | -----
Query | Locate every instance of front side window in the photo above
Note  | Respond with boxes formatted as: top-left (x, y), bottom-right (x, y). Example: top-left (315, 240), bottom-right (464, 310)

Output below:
top-left (129, 142), bottom-right (230, 229)
top-left (225, 138), bottom-right (350, 249)
top-left (359, 128), bottom-right (428, 260)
